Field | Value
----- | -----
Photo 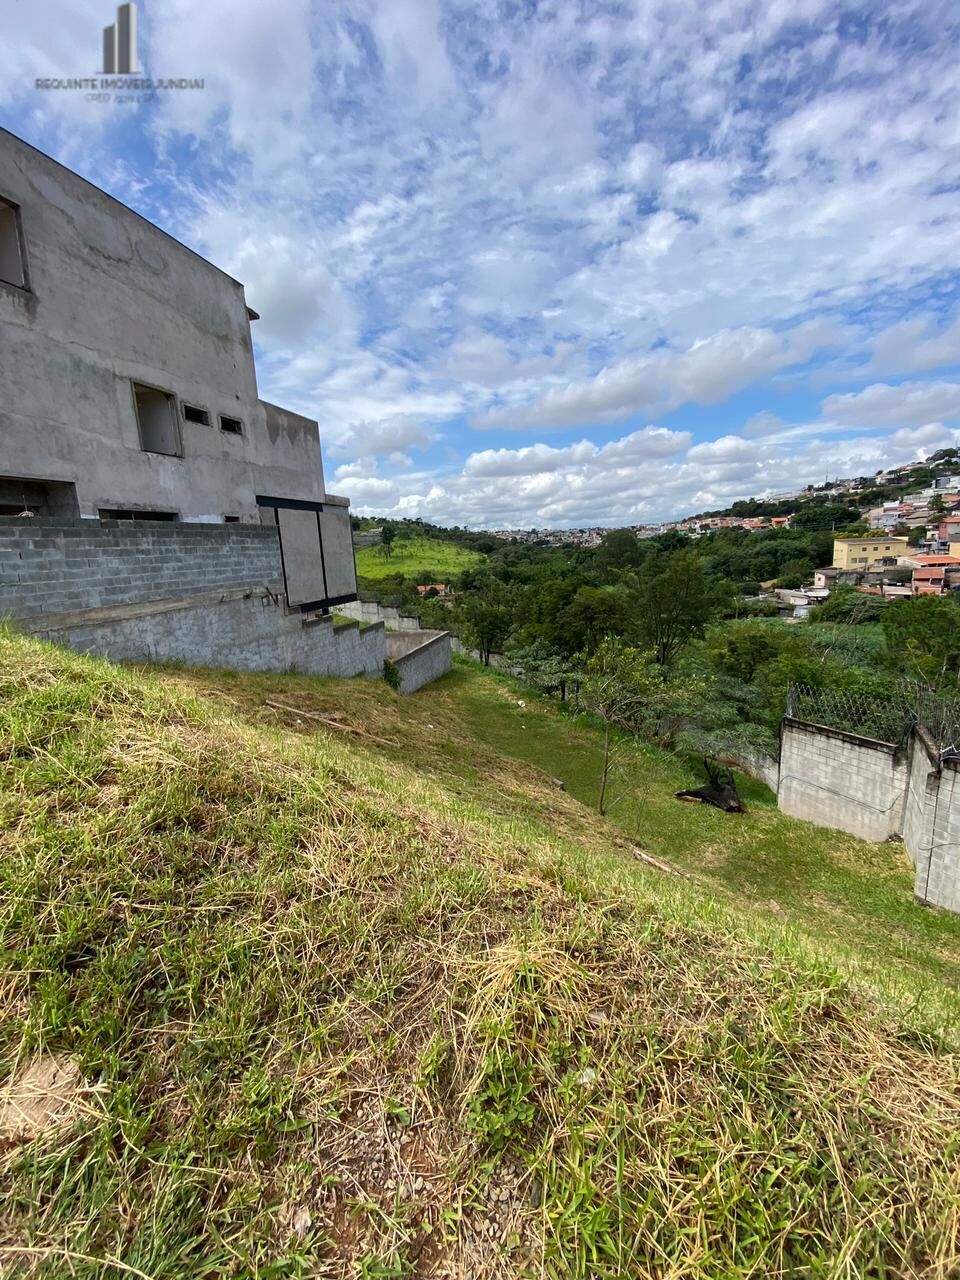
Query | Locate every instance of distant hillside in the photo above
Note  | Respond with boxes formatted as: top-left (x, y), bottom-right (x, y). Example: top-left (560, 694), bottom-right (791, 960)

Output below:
top-left (355, 533), bottom-right (486, 581)
top-left (2, 628), bottom-right (959, 1277)
top-left (690, 449), bottom-right (960, 524)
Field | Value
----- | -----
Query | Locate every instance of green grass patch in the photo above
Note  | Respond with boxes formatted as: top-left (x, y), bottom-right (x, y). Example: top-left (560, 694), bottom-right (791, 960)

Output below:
top-left (442, 659), bottom-right (960, 1028)
top-left (1, 629), bottom-right (958, 1278)
top-left (354, 536), bottom-right (485, 581)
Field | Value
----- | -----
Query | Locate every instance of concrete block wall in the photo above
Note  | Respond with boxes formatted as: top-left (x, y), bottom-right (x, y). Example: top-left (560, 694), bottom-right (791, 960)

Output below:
top-left (27, 590), bottom-right (385, 679)
top-left (0, 518), bottom-right (282, 620)
top-left (903, 728), bottom-right (938, 881)
top-left (340, 599), bottom-right (425, 632)
top-left (920, 761), bottom-right (960, 913)
top-left (777, 716), bottom-right (960, 915)
top-left (340, 599), bottom-right (514, 668)
top-left (777, 717), bottom-right (906, 842)
top-left (720, 747), bottom-right (780, 793)
top-left (906, 727), bottom-right (960, 913)
top-left (385, 630), bottom-right (452, 694)
top-left (0, 518), bottom-right (386, 681)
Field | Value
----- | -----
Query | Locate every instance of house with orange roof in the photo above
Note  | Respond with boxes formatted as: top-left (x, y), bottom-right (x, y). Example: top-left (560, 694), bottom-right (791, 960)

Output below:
top-left (902, 555), bottom-right (960, 596)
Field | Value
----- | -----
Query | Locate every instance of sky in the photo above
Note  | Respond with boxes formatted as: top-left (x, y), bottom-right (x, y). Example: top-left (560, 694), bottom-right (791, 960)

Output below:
top-left (4, 0), bottom-right (960, 528)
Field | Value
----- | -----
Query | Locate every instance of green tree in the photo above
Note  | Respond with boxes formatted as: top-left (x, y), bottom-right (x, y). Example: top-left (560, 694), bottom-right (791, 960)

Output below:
top-left (775, 558), bottom-right (814, 589)
top-left (508, 639), bottom-right (573, 700)
top-left (630, 550), bottom-right (729, 665)
top-left (515, 575), bottom-right (585, 654)
top-left (456, 579), bottom-right (517, 665)
top-left (595, 528), bottom-right (645, 572)
top-left (807, 583), bottom-right (885, 625)
top-left (578, 637), bottom-right (706, 812)
top-left (908, 525), bottom-right (927, 547)
top-left (380, 523), bottom-right (397, 558)
top-left (577, 638), bottom-right (663, 814)
top-left (561, 585), bottom-right (633, 654)
top-left (791, 504), bottom-right (863, 531)
top-left (882, 595), bottom-right (960, 689)
top-left (930, 493), bottom-right (946, 515)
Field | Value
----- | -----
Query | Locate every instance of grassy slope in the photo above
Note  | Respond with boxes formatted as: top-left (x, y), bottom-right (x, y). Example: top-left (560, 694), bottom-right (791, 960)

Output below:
top-left (354, 536), bottom-right (485, 581)
top-left (1, 630), bottom-right (959, 1279)
top-left (444, 662), bottom-right (960, 1027)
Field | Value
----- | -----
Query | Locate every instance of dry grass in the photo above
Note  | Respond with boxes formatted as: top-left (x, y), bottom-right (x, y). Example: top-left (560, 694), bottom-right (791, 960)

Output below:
top-left (0, 629), bottom-right (959, 1277)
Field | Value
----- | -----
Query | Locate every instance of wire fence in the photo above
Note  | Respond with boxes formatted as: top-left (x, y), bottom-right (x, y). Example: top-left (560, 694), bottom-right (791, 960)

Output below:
top-left (787, 683), bottom-right (960, 756)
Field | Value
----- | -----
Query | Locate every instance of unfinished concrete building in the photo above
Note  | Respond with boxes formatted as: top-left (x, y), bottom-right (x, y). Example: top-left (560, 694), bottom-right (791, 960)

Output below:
top-left (0, 128), bottom-right (454, 683)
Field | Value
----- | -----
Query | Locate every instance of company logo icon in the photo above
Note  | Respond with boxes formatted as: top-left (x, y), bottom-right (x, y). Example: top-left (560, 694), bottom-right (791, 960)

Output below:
top-left (101, 2), bottom-right (139, 75)
top-left (34, 0), bottom-right (203, 100)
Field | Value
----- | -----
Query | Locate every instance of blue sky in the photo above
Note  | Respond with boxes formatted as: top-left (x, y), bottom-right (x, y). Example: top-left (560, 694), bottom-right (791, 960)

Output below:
top-left (4, 0), bottom-right (960, 526)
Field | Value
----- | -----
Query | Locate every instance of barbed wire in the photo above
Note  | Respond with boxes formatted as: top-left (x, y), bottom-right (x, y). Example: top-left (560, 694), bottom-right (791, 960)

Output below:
top-left (787, 683), bottom-right (960, 756)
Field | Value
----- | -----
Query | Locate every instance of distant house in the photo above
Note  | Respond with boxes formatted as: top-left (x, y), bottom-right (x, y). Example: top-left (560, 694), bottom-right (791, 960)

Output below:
top-left (903, 555), bottom-right (960, 596)
top-left (832, 536), bottom-right (910, 571)
top-left (813, 567), bottom-right (862, 589)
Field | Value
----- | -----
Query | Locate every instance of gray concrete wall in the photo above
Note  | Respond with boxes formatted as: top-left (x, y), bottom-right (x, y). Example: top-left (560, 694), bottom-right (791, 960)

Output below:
top-left (720, 748), bottom-right (780, 793)
top-left (903, 728), bottom-right (938, 877)
top-left (920, 760), bottom-right (960, 913)
top-left (0, 517), bottom-right (283, 620)
top-left (385, 630), bottom-right (452, 695)
top-left (904, 730), bottom-right (960, 913)
top-left (777, 717), bottom-right (907, 842)
top-left (0, 129), bottom-right (326, 520)
top-left (26, 589), bottom-right (385, 678)
top-left (339, 599), bottom-right (425, 632)
top-left (340, 600), bottom-right (513, 668)
top-left (0, 516), bottom-right (377, 681)
top-left (777, 716), bottom-right (960, 914)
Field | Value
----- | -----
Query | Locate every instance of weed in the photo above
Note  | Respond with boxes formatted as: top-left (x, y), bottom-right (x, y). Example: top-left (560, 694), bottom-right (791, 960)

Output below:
top-left (0, 628), bottom-right (958, 1277)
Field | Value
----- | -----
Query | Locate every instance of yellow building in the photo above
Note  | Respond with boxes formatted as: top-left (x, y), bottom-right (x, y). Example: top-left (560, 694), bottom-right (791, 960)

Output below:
top-left (832, 536), bottom-right (910, 570)
top-left (951, 542), bottom-right (960, 560)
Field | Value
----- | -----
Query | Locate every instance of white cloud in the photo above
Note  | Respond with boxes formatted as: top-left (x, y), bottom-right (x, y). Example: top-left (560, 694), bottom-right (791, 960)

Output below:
top-left (864, 314), bottom-right (960, 378)
top-left (346, 418), bottom-right (955, 528)
top-left (326, 414), bottom-right (436, 460)
top-left (743, 412), bottom-right (785, 437)
top-left (464, 426), bottom-right (689, 477)
top-left (443, 331), bottom-right (573, 388)
top-left (822, 382), bottom-right (960, 428)
top-left (4, 0), bottom-right (960, 528)
top-left (888, 423), bottom-right (960, 453)
top-left (477, 324), bottom-right (839, 430)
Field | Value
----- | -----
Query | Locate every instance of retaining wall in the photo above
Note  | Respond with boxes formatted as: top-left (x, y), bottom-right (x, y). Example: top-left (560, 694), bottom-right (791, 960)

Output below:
top-left (385, 630), bottom-right (452, 695)
top-left (0, 518), bottom-right (384, 680)
top-left (906, 728), bottom-right (960, 912)
top-left (720, 747), bottom-right (780, 793)
top-left (903, 727), bottom-right (938, 873)
top-left (777, 716), bottom-right (960, 914)
top-left (340, 599), bottom-right (425, 633)
top-left (0, 517), bottom-right (282, 620)
top-left (25, 589), bottom-right (385, 678)
top-left (777, 717), bottom-right (907, 842)
top-left (340, 598), bottom-right (515, 669)
top-left (925, 760), bottom-right (960, 913)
